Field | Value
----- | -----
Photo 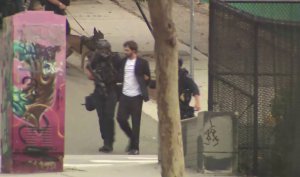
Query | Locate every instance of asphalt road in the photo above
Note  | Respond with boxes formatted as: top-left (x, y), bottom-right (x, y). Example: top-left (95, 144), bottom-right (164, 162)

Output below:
top-left (64, 66), bottom-right (158, 155)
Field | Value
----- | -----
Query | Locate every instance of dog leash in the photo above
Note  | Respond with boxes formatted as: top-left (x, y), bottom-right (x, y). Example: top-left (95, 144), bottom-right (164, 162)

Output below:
top-left (134, 0), bottom-right (153, 37)
top-left (66, 9), bottom-right (89, 36)
top-left (71, 27), bottom-right (85, 36)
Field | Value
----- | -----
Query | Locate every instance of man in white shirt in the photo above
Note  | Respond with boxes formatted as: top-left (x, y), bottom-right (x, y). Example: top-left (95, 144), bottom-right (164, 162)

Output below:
top-left (123, 59), bottom-right (141, 97)
top-left (117, 41), bottom-right (151, 155)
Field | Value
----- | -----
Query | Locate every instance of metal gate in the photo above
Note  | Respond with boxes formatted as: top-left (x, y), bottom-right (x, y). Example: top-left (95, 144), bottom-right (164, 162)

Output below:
top-left (209, 0), bottom-right (300, 176)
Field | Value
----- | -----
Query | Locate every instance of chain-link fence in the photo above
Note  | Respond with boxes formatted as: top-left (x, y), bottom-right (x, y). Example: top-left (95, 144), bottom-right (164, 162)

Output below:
top-left (209, 0), bottom-right (300, 176)
top-left (230, 2), bottom-right (300, 21)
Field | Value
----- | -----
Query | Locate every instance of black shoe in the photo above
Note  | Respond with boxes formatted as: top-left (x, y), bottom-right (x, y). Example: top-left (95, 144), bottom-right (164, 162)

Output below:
top-left (99, 145), bottom-right (113, 153)
top-left (128, 149), bottom-right (139, 155)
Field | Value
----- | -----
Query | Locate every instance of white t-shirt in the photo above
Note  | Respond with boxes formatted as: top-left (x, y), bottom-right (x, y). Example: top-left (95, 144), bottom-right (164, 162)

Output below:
top-left (122, 59), bottom-right (141, 97)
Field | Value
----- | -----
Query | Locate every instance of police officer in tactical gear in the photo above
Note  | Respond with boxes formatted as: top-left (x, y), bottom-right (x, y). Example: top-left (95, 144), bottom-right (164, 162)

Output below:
top-left (149, 58), bottom-right (201, 119)
top-left (178, 58), bottom-right (201, 119)
top-left (86, 39), bottom-right (121, 153)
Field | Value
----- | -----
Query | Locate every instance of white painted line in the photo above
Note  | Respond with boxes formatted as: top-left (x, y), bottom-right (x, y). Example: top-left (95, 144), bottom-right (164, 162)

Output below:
top-left (127, 157), bottom-right (158, 160)
top-left (143, 100), bottom-right (158, 122)
top-left (64, 155), bottom-right (158, 159)
top-left (64, 164), bottom-right (113, 168)
top-left (90, 160), bottom-right (158, 164)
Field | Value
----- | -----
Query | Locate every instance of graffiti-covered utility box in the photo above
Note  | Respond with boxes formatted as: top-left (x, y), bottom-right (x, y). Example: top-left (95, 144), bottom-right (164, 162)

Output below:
top-left (181, 112), bottom-right (238, 175)
top-left (0, 11), bottom-right (66, 173)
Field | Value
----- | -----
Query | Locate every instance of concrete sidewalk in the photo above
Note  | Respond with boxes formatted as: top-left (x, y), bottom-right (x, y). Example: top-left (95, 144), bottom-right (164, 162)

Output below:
top-left (0, 155), bottom-right (232, 177)
top-left (61, 1), bottom-right (213, 176)
top-left (67, 0), bottom-right (209, 120)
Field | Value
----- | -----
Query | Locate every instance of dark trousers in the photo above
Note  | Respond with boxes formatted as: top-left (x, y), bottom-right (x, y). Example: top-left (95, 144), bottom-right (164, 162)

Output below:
top-left (95, 90), bottom-right (117, 146)
top-left (117, 94), bottom-right (143, 150)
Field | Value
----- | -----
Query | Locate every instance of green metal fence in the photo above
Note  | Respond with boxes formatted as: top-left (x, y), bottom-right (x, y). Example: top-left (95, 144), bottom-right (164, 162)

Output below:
top-left (230, 2), bottom-right (300, 21)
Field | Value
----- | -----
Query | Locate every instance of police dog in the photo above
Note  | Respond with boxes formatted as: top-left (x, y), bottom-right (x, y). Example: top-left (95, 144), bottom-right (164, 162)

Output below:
top-left (66, 28), bottom-right (104, 69)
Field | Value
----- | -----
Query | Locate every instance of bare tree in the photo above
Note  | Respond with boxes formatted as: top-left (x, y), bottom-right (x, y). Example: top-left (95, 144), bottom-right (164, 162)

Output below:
top-left (147, 0), bottom-right (185, 177)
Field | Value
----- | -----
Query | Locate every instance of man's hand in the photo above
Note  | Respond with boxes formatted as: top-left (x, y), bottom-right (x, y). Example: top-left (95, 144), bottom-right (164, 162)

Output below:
top-left (58, 2), bottom-right (67, 10)
top-left (88, 75), bottom-right (94, 80)
top-left (144, 74), bottom-right (150, 81)
top-left (194, 102), bottom-right (201, 111)
top-left (47, 0), bottom-right (67, 10)
top-left (85, 69), bottom-right (95, 80)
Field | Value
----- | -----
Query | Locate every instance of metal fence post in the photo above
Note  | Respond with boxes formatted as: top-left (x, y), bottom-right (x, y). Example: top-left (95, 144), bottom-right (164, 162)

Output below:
top-left (253, 23), bottom-right (259, 176)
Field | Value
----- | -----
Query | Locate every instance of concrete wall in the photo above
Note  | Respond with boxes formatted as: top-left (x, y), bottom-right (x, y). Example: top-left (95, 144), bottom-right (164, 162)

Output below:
top-left (181, 112), bottom-right (238, 175)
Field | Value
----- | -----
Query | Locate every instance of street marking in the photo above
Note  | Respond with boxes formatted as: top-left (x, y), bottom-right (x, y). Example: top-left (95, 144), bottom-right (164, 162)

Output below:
top-left (143, 100), bottom-right (158, 122)
top-left (127, 157), bottom-right (158, 160)
top-left (64, 164), bottom-right (112, 168)
top-left (64, 155), bottom-right (158, 159)
top-left (90, 160), bottom-right (158, 164)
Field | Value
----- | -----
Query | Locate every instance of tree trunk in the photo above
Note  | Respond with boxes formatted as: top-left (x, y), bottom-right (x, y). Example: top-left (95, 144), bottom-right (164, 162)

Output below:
top-left (147, 1), bottom-right (185, 177)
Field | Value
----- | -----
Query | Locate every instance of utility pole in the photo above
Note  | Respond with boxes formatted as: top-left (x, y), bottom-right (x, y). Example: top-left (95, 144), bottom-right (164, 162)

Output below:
top-left (189, 0), bottom-right (195, 79)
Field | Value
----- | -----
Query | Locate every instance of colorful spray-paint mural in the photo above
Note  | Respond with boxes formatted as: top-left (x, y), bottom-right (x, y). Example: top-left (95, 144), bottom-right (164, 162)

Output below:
top-left (1, 11), bottom-right (66, 173)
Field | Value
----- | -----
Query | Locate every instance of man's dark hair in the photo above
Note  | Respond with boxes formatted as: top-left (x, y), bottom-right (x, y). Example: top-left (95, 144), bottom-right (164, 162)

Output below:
top-left (123, 40), bottom-right (138, 52)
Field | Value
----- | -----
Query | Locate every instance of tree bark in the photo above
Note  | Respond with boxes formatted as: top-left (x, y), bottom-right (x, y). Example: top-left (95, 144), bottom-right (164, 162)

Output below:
top-left (147, 0), bottom-right (185, 177)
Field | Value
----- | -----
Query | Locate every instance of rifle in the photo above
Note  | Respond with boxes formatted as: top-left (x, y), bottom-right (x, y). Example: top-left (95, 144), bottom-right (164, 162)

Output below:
top-left (86, 56), bottom-right (109, 97)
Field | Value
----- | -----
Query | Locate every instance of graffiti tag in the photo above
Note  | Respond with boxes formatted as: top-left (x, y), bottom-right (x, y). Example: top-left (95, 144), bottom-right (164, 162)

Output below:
top-left (204, 119), bottom-right (219, 147)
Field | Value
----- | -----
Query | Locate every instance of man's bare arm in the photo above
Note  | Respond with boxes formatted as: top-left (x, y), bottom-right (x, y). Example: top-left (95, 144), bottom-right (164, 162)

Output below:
top-left (46, 0), bottom-right (66, 9)
top-left (194, 94), bottom-right (201, 111)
